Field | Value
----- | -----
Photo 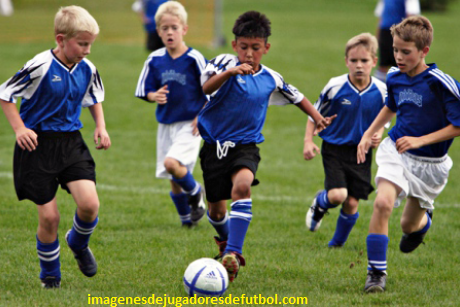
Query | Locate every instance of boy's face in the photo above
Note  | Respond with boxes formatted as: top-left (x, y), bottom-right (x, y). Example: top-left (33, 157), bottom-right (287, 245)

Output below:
top-left (157, 14), bottom-right (188, 51)
top-left (55, 31), bottom-right (97, 67)
top-left (345, 45), bottom-right (377, 85)
top-left (393, 36), bottom-right (429, 77)
top-left (232, 37), bottom-right (270, 72)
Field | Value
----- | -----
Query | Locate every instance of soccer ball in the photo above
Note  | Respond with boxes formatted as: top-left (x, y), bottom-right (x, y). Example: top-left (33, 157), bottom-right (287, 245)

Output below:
top-left (183, 258), bottom-right (229, 297)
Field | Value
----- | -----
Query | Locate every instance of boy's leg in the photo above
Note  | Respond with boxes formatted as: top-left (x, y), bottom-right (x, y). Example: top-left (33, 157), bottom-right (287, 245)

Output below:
top-left (169, 180), bottom-right (192, 227)
top-left (329, 196), bottom-right (359, 247)
top-left (222, 168), bottom-right (253, 282)
top-left (165, 158), bottom-right (205, 224)
top-left (66, 180), bottom-right (99, 277)
top-left (36, 198), bottom-right (61, 288)
top-left (365, 179), bottom-right (400, 293)
top-left (399, 197), bottom-right (432, 253)
top-left (307, 188), bottom-right (346, 232)
top-left (207, 200), bottom-right (229, 259)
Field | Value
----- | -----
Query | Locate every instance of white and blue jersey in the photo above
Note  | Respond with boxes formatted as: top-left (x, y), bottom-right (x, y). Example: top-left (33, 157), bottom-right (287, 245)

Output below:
top-left (375, 0), bottom-right (420, 30)
top-left (312, 74), bottom-right (387, 146)
top-left (198, 54), bottom-right (304, 145)
top-left (386, 64), bottom-right (460, 157)
top-left (0, 49), bottom-right (104, 132)
top-left (135, 47), bottom-right (208, 124)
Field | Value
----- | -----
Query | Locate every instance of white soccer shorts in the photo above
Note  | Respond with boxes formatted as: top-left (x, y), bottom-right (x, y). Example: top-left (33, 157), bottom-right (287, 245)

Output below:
top-left (156, 120), bottom-right (202, 179)
top-left (375, 137), bottom-right (452, 209)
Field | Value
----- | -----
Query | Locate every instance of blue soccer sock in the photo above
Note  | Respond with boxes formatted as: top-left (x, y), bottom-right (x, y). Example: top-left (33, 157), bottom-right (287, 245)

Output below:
top-left (207, 211), bottom-right (229, 241)
top-left (36, 236), bottom-right (61, 280)
top-left (67, 213), bottom-right (98, 250)
top-left (329, 210), bottom-right (359, 247)
top-left (413, 211), bottom-right (432, 234)
top-left (367, 234), bottom-right (389, 273)
top-left (172, 171), bottom-right (200, 196)
top-left (225, 199), bottom-right (252, 255)
top-left (170, 192), bottom-right (192, 225)
top-left (316, 190), bottom-right (339, 210)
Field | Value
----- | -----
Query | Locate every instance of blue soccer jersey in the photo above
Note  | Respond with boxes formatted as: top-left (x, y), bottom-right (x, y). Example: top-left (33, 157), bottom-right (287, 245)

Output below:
top-left (197, 54), bottom-right (304, 145)
top-left (312, 74), bottom-right (387, 146)
top-left (135, 47), bottom-right (208, 124)
top-left (375, 0), bottom-right (420, 30)
top-left (386, 64), bottom-right (460, 157)
top-left (0, 49), bottom-right (104, 132)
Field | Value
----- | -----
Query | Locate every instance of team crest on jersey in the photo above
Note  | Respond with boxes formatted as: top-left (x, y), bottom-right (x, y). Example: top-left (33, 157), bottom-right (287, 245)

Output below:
top-left (341, 98), bottom-right (352, 105)
top-left (52, 75), bottom-right (62, 82)
top-left (161, 70), bottom-right (186, 85)
top-left (398, 88), bottom-right (423, 107)
top-left (236, 75), bottom-right (246, 84)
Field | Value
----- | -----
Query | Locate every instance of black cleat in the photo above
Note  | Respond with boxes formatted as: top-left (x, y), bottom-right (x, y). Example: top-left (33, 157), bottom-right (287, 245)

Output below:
top-left (65, 230), bottom-right (97, 277)
top-left (306, 193), bottom-right (328, 231)
top-left (41, 276), bottom-right (61, 289)
top-left (364, 270), bottom-right (387, 293)
top-left (400, 209), bottom-right (433, 253)
top-left (188, 186), bottom-right (206, 224)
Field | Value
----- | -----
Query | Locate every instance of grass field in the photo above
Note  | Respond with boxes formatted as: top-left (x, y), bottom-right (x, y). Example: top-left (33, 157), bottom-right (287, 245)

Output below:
top-left (1, 0), bottom-right (460, 306)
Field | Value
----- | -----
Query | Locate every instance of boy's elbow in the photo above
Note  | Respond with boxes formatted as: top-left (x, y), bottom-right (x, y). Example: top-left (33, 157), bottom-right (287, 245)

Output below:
top-left (202, 86), bottom-right (212, 95)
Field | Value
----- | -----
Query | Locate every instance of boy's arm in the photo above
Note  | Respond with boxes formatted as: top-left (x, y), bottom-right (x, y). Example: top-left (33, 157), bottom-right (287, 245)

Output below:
top-left (0, 99), bottom-right (37, 151)
top-left (147, 85), bottom-right (169, 104)
top-left (357, 106), bottom-right (395, 163)
top-left (371, 127), bottom-right (386, 148)
top-left (303, 119), bottom-right (320, 160)
top-left (88, 103), bottom-right (111, 150)
top-left (202, 63), bottom-right (254, 95)
top-left (395, 124), bottom-right (460, 154)
top-left (296, 97), bottom-right (337, 134)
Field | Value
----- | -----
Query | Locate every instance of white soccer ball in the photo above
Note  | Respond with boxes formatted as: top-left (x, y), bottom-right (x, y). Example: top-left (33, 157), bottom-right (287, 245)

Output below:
top-left (183, 258), bottom-right (229, 297)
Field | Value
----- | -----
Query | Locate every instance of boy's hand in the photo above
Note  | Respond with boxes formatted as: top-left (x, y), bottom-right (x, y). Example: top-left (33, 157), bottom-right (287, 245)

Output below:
top-left (191, 116), bottom-right (200, 136)
top-left (16, 127), bottom-right (38, 152)
top-left (231, 63), bottom-right (254, 76)
top-left (357, 133), bottom-right (372, 164)
top-left (94, 127), bottom-right (111, 150)
top-left (314, 114), bottom-right (337, 134)
top-left (371, 132), bottom-right (383, 148)
top-left (395, 136), bottom-right (424, 154)
top-left (147, 85), bottom-right (169, 104)
top-left (303, 140), bottom-right (320, 160)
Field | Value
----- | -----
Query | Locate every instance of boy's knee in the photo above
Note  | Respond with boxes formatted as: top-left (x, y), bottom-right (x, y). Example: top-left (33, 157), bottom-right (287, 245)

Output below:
top-left (343, 197), bottom-right (359, 213)
top-left (328, 189), bottom-right (347, 205)
top-left (373, 196), bottom-right (393, 216)
top-left (78, 200), bottom-right (100, 218)
top-left (40, 212), bottom-right (60, 231)
top-left (231, 182), bottom-right (251, 200)
top-left (164, 158), bottom-right (180, 174)
top-left (208, 202), bottom-right (227, 220)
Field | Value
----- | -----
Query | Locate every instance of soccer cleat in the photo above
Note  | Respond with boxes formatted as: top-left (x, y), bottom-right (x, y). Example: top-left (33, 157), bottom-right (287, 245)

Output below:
top-left (364, 270), bottom-right (387, 293)
top-left (399, 209), bottom-right (433, 253)
top-left (222, 252), bottom-right (245, 282)
top-left (65, 230), bottom-right (98, 277)
top-left (213, 236), bottom-right (228, 260)
top-left (306, 194), bottom-right (328, 232)
top-left (188, 186), bottom-right (206, 224)
top-left (41, 276), bottom-right (61, 289)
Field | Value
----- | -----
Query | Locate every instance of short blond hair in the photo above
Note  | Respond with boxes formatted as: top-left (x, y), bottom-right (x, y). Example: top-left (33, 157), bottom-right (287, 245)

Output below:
top-left (54, 6), bottom-right (99, 38)
top-left (345, 33), bottom-right (378, 58)
top-left (391, 16), bottom-right (433, 50)
top-left (155, 1), bottom-right (188, 27)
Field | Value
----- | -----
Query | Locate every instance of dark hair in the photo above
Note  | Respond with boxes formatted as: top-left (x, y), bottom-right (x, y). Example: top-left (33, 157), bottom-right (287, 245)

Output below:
top-left (232, 11), bottom-right (271, 40)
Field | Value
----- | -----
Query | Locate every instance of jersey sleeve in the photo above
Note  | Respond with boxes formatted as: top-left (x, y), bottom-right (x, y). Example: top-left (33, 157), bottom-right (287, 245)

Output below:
top-left (308, 81), bottom-right (332, 122)
top-left (200, 54), bottom-right (238, 86)
top-left (434, 74), bottom-right (460, 127)
top-left (0, 57), bottom-right (49, 104)
top-left (266, 68), bottom-right (304, 106)
top-left (385, 68), bottom-right (399, 112)
top-left (82, 68), bottom-right (105, 108)
top-left (374, 0), bottom-right (383, 17)
top-left (135, 56), bottom-right (159, 101)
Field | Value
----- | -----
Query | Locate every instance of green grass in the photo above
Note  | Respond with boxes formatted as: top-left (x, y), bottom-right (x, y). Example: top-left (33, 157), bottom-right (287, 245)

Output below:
top-left (1, 0), bottom-right (460, 306)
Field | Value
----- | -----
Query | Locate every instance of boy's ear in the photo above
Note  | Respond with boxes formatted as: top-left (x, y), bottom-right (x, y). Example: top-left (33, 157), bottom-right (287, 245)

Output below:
top-left (231, 40), bottom-right (237, 52)
top-left (421, 46), bottom-right (430, 58)
top-left (264, 42), bottom-right (271, 54)
top-left (182, 24), bottom-right (188, 35)
top-left (56, 34), bottom-right (66, 47)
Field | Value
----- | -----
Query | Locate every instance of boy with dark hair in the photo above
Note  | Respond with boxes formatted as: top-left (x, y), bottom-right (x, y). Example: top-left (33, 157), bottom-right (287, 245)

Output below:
top-left (135, 1), bottom-right (207, 227)
top-left (358, 16), bottom-right (460, 293)
top-left (198, 10), bottom-right (336, 282)
top-left (304, 33), bottom-right (387, 247)
top-left (0, 6), bottom-right (110, 288)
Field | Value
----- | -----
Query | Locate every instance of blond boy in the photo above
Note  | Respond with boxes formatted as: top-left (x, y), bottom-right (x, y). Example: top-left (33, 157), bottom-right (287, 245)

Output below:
top-left (304, 33), bottom-right (387, 247)
top-left (0, 6), bottom-right (110, 288)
